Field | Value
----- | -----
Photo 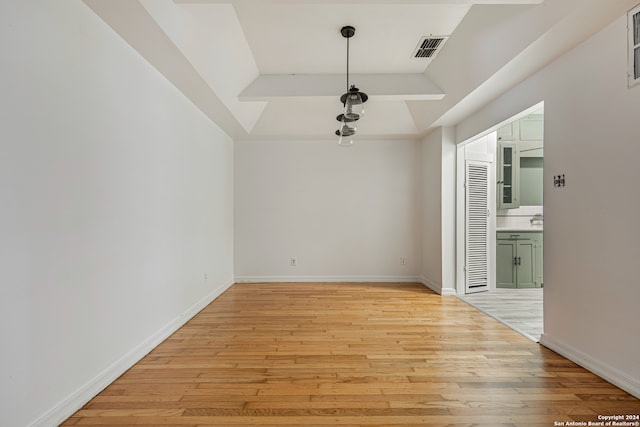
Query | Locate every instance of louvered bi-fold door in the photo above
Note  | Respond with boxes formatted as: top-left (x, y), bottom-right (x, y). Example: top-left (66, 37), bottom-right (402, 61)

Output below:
top-left (465, 160), bottom-right (490, 294)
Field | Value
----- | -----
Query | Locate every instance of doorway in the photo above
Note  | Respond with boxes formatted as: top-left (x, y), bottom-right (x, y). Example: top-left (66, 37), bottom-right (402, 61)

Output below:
top-left (456, 103), bottom-right (544, 342)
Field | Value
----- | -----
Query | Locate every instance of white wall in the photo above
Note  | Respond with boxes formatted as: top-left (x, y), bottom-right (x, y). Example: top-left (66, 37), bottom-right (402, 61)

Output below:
top-left (421, 130), bottom-right (443, 288)
top-left (455, 14), bottom-right (640, 396)
top-left (0, 2), bottom-right (234, 426)
top-left (420, 128), bottom-right (457, 295)
top-left (234, 139), bottom-right (421, 281)
top-left (441, 128), bottom-right (457, 294)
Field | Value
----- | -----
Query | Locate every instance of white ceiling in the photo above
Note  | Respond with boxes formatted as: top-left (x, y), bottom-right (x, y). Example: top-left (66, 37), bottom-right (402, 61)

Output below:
top-left (82, 0), bottom-right (633, 141)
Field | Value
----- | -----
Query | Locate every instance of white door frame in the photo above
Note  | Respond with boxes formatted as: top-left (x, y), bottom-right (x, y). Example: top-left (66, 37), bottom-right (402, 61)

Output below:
top-left (455, 102), bottom-right (544, 296)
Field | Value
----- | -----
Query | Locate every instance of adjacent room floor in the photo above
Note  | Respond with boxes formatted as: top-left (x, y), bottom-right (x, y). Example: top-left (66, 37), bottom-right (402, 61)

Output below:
top-left (458, 288), bottom-right (543, 342)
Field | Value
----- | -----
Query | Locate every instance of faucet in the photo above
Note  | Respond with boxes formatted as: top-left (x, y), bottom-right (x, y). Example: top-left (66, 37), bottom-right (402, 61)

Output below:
top-left (530, 214), bottom-right (544, 224)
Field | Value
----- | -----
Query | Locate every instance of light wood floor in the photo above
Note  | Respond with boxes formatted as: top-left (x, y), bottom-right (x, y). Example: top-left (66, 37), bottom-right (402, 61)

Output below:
top-left (62, 282), bottom-right (639, 426)
top-left (459, 288), bottom-right (543, 342)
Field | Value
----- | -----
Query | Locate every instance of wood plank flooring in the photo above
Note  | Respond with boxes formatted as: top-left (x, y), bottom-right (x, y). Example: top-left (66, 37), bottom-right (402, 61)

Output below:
top-left (62, 282), bottom-right (639, 426)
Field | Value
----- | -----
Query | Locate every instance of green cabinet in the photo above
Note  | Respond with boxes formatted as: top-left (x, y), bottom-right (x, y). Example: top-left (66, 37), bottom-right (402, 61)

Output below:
top-left (497, 114), bottom-right (543, 142)
top-left (497, 142), bottom-right (519, 209)
top-left (515, 239), bottom-right (536, 288)
top-left (496, 239), bottom-right (517, 287)
top-left (497, 114), bottom-right (543, 209)
top-left (519, 114), bottom-right (544, 141)
top-left (496, 232), bottom-right (543, 288)
top-left (497, 120), bottom-right (518, 141)
top-left (533, 232), bottom-right (543, 286)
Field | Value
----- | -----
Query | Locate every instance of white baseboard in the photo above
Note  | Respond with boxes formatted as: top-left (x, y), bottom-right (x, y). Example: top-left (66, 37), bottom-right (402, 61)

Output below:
top-left (234, 275), bottom-right (421, 283)
top-left (539, 333), bottom-right (640, 399)
top-left (33, 277), bottom-right (234, 427)
top-left (419, 276), bottom-right (457, 296)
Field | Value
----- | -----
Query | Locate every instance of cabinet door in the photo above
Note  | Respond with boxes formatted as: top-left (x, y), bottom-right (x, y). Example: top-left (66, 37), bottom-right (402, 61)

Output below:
top-left (533, 233), bottom-right (543, 287)
top-left (497, 142), bottom-right (520, 209)
top-left (497, 121), bottom-right (518, 141)
top-left (519, 114), bottom-right (544, 141)
top-left (516, 240), bottom-right (536, 288)
top-left (497, 240), bottom-right (517, 288)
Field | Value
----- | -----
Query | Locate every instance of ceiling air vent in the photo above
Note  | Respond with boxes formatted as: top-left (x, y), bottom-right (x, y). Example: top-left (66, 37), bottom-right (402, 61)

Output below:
top-left (412, 36), bottom-right (449, 59)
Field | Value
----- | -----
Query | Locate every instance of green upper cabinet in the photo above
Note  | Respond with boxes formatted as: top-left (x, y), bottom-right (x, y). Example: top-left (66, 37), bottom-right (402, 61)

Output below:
top-left (497, 141), bottom-right (520, 209)
top-left (497, 120), bottom-right (518, 141)
top-left (519, 114), bottom-right (544, 140)
top-left (497, 114), bottom-right (543, 209)
top-left (520, 157), bottom-right (544, 206)
top-left (519, 114), bottom-right (544, 158)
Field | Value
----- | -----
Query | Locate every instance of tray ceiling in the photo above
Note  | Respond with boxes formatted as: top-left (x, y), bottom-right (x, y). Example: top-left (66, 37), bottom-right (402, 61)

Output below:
top-left (82, 0), bottom-right (632, 140)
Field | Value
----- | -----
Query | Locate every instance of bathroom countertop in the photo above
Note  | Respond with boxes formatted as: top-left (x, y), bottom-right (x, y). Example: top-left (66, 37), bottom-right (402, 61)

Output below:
top-left (496, 227), bottom-right (543, 232)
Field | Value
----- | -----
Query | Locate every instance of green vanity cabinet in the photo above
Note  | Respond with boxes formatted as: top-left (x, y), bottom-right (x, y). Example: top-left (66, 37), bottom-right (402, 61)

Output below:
top-left (496, 232), bottom-right (543, 288)
top-left (497, 238), bottom-right (517, 288)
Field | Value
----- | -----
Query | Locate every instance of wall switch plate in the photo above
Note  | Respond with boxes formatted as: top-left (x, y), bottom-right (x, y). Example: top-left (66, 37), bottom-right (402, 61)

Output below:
top-left (290, 257), bottom-right (297, 267)
top-left (553, 174), bottom-right (565, 187)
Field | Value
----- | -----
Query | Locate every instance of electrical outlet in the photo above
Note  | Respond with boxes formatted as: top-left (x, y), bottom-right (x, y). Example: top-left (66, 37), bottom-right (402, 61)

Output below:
top-left (204, 273), bottom-right (208, 281)
top-left (290, 257), bottom-right (297, 267)
top-left (401, 257), bottom-right (407, 266)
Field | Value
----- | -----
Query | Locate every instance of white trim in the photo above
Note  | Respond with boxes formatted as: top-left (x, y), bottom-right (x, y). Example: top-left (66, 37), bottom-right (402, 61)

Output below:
top-left (31, 277), bottom-right (235, 427)
top-left (539, 333), bottom-right (640, 399)
top-left (419, 276), bottom-right (457, 296)
top-left (456, 143), bottom-right (466, 296)
top-left (234, 276), bottom-right (420, 283)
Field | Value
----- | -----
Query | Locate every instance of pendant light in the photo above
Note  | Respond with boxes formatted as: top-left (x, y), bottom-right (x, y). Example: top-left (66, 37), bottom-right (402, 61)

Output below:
top-left (336, 116), bottom-right (356, 147)
top-left (336, 26), bottom-right (368, 146)
top-left (341, 85), bottom-right (367, 121)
